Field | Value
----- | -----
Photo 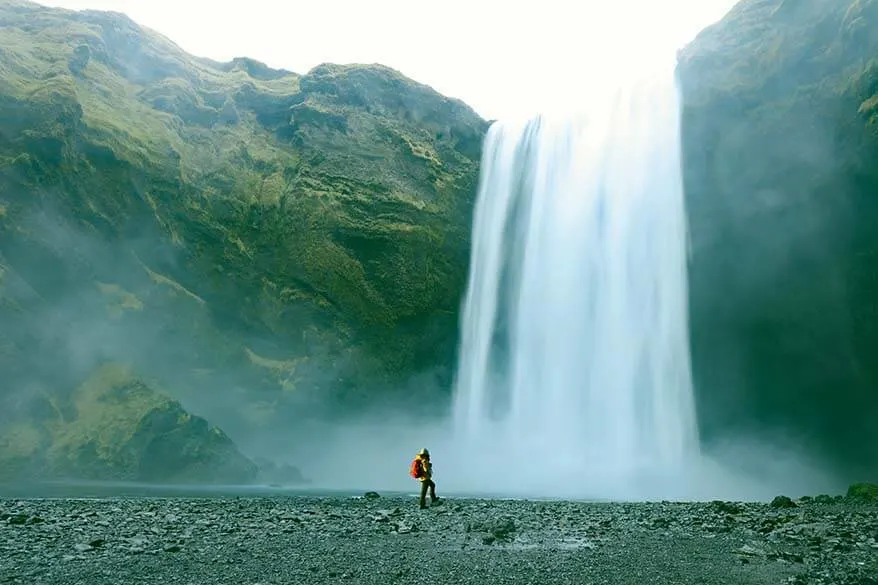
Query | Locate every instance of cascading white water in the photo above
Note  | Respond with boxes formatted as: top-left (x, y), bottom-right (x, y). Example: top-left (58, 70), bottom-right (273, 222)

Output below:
top-left (448, 62), bottom-right (700, 500)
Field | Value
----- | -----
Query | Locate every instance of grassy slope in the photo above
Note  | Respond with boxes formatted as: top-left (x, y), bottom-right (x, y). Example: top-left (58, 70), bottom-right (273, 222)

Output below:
top-left (678, 0), bottom-right (878, 475)
top-left (0, 0), bottom-right (487, 479)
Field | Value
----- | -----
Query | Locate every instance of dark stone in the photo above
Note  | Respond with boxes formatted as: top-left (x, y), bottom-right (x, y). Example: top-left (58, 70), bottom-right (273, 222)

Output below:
top-left (488, 517), bottom-right (516, 540)
top-left (769, 551), bottom-right (804, 564)
top-left (710, 500), bottom-right (743, 515)
top-left (8, 513), bottom-right (29, 525)
top-left (363, 492), bottom-right (381, 500)
top-left (127, 402), bottom-right (258, 484)
top-left (770, 496), bottom-right (797, 509)
top-left (68, 44), bottom-right (90, 76)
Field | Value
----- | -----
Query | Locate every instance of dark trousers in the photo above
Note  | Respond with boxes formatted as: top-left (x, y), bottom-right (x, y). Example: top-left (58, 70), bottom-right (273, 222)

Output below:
top-left (419, 479), bottom-right (437, 508)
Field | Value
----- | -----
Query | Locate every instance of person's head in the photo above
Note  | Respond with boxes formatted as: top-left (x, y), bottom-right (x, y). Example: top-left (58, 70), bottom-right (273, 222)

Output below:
top-left (418, 448), bottom-right (430, 460)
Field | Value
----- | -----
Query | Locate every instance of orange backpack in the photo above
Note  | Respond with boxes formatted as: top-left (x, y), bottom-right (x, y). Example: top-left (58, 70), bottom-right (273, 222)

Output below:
top-left (409, 457), bottom-right (423, 479)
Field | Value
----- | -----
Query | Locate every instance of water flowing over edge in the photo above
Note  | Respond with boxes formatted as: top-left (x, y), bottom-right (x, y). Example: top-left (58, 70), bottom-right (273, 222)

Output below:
top-left (278, 56), bottom-right (842, 503)
top-left (445, 61), bottom-right (702, 500)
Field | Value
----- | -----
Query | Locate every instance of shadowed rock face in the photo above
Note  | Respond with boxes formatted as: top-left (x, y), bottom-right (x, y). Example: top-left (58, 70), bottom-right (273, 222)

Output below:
top-left (0, 0), bottom-right (487, 481)
top-left (127, 402), bottom-right (258, 484)
top-left (678, 0), bottom-right (878, 476)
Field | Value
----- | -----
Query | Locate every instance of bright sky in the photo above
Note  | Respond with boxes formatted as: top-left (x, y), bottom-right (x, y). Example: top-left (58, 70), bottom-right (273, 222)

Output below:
top-left (36, 0), bottom-right (739, 119)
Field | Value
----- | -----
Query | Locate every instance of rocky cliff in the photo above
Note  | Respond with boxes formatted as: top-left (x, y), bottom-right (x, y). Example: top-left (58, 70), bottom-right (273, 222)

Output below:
top-left (0, 0), bottom-right (487, 481)
top-left (678, 0), bottom-right (878, 476)
top-left (4, 0), bottom-right (878, 484)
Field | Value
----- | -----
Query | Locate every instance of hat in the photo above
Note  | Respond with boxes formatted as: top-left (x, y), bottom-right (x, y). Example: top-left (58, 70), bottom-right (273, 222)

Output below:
top-left (418, 448), bottom-right (430, 457)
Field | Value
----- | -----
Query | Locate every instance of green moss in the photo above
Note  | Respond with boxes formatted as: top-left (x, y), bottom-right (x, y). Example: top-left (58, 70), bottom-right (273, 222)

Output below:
top-left (45, 364), bottom-right (170, 467)
top-left (138, 260), bottom-right (206, 306)
top-left (0, 0), bottom-right (488, 479)
top-left (0, 421), bottom-right (43, 459)
top-left (97, 282), bottom-right (144, 316)
top-left (846, 483), bottom-right (878, 502)
top-left (0, 363), bottom-right (260, 483)
top-left (244, 347), bottom-right (299, 373)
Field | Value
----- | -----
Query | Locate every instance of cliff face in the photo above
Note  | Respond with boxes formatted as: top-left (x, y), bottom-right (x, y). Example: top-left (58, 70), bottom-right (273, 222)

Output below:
top-left (678, 0), bottom-right (878, 475)
top-left (5, 0), bottom-right (878, 484)
top-left (0, 0), bottom-right (487, 480)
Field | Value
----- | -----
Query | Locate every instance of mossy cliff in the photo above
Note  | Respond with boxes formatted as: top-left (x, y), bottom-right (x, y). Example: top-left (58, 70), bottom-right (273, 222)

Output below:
top-left (4, 0), bottom-right (878, 483)
top-left (678, 0), bottom-right (878, 475)
top-left (0, 0), bottom-right (487, 481)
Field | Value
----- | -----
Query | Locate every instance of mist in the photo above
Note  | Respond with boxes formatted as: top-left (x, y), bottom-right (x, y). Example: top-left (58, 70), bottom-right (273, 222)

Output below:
top-left (265, 404), bottom-right (844, 503)
top-left (0, 187), bottom-right (458, 487)
top-left (1, 171), bottom-right (857, 501)
top-left (3, 0), bottom-right (876, 505)
top-left (0, 197), bottom-right (329, 481)
top-left (0, 135), bottom-right (862, 501)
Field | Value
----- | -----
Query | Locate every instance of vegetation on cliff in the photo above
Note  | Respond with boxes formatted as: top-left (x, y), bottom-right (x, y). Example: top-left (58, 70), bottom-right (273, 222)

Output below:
top-left (6, 0), bottom-right (875, 485)
top-left (0, 0), bottom-right (487, 481)
top-left (0, 363), bottom-right (257, 483)
top-left (678, 0), bottom-right (878, 476)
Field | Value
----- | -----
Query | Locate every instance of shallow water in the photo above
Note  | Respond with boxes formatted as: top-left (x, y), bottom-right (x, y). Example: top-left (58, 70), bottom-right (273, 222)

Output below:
top-left (0, 481), bottom-right (365, 500)
top-left (0, 480), bottom-right (618, 502)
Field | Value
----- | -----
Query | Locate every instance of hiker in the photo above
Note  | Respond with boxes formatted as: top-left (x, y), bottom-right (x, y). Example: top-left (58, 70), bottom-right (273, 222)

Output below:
top-left (410, 448), bottom-right (440, 509)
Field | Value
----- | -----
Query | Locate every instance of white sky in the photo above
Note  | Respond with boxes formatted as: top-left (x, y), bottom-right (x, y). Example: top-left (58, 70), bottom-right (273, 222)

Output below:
top-left (36, 0), bottom-right (739, 119)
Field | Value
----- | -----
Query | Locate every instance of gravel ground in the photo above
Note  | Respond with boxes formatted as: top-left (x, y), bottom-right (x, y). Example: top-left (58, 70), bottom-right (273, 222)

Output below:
top-left (1, 495), bottom-right (876, 585)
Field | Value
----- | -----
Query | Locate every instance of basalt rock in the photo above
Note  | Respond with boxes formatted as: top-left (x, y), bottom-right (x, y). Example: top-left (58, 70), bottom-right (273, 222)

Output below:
top-left (678, 0), bottom-right (878, 477)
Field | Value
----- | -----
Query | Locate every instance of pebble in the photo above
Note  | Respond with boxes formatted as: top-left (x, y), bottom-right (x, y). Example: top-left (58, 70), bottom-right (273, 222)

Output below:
top-left (0, 496), bottom-right (875, 584)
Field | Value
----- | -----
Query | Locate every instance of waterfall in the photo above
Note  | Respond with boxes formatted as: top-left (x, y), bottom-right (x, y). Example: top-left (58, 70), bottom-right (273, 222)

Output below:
top-left (448, 63), bottom-right (700, 499)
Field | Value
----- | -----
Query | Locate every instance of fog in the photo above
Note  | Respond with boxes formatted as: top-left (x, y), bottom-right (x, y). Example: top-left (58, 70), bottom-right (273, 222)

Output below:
top-left (0, 176), bottom-right (858, 501)
top-left (2, 0), bottom-right (875, 502)
top-left (270, 409), bottom-right (844, 502)
top-left (0, 190), bottom-right (457, 487)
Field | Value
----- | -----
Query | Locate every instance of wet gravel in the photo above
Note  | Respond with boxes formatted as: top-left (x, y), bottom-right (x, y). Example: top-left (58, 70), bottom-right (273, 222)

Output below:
top-left (1, 495), bottom-right (876, 584)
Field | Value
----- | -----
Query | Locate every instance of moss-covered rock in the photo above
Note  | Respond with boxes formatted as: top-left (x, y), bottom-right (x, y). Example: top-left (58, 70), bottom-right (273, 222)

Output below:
top-left (0, 364), bottom-right (258, 483)
top-left (0, 0), bottom-right (487, 480)
top-left (846, 482), bottom-right (878, 502)
top-left (678, 0), bottom-right (878, 475)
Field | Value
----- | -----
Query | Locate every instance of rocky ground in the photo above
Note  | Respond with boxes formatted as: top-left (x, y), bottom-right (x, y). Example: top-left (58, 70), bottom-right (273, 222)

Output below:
top-left (1, 494), bottom-right (876, 585)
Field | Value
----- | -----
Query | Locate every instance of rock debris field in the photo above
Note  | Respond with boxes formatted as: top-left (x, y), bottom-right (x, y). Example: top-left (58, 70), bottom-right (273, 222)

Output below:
top-left (1, 494), bottom-right (876, 585)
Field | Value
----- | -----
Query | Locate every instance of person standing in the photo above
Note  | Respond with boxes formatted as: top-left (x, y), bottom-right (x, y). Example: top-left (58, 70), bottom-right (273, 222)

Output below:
top-left (409, 448), bottom-right (439, 509)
